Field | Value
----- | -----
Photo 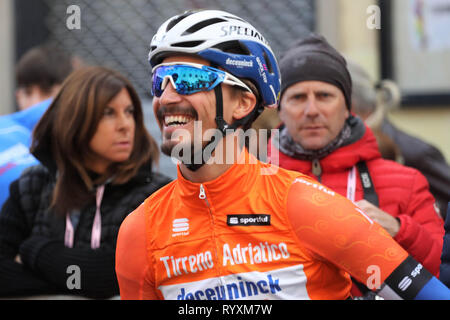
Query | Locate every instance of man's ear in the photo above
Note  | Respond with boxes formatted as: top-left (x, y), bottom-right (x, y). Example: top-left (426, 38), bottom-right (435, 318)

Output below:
top-left (232, 91), bottom-right (257, 120)
top-left (277, 103), bottom-right (287, 124)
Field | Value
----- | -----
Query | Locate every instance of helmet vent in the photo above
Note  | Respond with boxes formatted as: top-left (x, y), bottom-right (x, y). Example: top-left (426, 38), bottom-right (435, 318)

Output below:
top-left (171, 41), bottom-right (205, 48)
top-left (166, 11), bottom-right (196, 32)
top-left (183, 18), bottom-right (227, 35)
top-left (214, 40), bottom-right (250, 55)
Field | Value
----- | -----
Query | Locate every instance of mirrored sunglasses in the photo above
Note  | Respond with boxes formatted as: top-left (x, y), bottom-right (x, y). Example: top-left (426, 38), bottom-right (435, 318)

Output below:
top-left (151, 62), bottom-right (252, 97)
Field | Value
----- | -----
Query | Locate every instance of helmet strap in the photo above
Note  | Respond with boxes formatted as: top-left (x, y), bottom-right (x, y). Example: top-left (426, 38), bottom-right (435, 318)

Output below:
top-left (215, 85), bottom-right (261, 133)
top-left (184, 85), bottom-right (259, 172)
top-left (183, 86), bottom-right (226, 172)
top-left (214, 85), bottom-right (230, 135)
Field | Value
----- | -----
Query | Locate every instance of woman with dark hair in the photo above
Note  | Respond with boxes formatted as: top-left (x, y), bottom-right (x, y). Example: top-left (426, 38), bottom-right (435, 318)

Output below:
top-left (0, 66), bottom-right (171, 299)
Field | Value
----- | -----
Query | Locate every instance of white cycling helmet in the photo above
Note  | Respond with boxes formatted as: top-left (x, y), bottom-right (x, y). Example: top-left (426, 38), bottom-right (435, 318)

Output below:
top-left (149, 9), bottom-right (281, 110)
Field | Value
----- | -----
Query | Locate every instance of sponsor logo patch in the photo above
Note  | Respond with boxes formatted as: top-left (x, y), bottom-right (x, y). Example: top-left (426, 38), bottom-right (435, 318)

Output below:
top-left (172, 218), bottom-right (189, 237)
top-left (227, 214), bottom-right (271, 226)
top-left (225, 58), bottom-right (253, 68)
top-left (158, 264), bottom-right (309, 300)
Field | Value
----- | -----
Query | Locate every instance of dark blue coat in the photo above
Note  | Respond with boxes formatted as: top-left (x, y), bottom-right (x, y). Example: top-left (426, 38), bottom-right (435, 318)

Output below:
top-left (439, 203), bottom-right (450, 287)
top-left (0, 99), bottom-right (51, 208)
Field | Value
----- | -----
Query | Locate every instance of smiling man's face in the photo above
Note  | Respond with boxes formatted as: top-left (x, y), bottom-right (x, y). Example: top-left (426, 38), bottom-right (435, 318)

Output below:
top-left (152, 55), bottom-right (239, 158)
top-left (279, 80), bottom-right (349, 150)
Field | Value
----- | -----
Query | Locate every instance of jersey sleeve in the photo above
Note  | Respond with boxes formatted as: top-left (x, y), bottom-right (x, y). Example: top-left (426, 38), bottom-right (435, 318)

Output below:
top-left (286, 176), bottom-right (408, 288)
top-left (286, 176), bottom-right (450, 299)
top-left (115, 204), bottom-right (158, 300)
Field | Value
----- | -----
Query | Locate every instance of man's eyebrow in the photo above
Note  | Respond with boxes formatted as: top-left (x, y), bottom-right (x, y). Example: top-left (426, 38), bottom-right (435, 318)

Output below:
top-left (289, 90), bottom-right (307, 96)
top-left (314, 89), bottom-right (335, 95)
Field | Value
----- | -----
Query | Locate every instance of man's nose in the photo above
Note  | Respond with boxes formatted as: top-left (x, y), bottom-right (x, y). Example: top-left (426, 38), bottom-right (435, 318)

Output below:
top-left (159, 80), bottom-right (182, 105)
top-left (304, 95), bottom-right (319, 116)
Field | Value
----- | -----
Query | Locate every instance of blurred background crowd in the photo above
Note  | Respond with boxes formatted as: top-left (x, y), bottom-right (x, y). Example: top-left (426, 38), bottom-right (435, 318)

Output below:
top-left (1, 0), bottom-right (448, 168)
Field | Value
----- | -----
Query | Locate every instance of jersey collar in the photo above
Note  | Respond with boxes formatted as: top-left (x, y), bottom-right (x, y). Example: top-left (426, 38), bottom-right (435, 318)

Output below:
top-left (175, 147), bottom-right (260, 205)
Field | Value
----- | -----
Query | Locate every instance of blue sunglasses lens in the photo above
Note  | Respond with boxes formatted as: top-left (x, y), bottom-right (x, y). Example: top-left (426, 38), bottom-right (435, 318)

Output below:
top-left (152, 65), bottom-right (224, 97)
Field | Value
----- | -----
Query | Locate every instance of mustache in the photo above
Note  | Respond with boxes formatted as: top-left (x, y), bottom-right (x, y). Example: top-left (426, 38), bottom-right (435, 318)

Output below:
top-left (299, 121), bottom-right (326, 128)
top-left (156, 105), bottom-right (198, 123)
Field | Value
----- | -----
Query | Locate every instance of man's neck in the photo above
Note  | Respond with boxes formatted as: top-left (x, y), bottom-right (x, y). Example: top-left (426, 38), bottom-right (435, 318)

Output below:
top-left (179, 134), bottom-right (244, 183)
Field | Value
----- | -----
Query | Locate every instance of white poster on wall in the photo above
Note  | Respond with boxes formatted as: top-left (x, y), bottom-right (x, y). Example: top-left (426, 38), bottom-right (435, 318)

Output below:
top-left (409, 0), bottom-right (450, 51)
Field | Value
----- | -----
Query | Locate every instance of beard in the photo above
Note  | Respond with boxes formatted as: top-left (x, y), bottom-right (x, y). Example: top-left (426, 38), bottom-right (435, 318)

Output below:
top-left (161, 128), bottom-right (222, 170)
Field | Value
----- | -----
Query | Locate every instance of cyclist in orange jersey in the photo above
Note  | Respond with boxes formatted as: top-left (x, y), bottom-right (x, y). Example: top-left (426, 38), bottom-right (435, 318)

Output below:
top-left (115, 9), bottom-right (450, 300)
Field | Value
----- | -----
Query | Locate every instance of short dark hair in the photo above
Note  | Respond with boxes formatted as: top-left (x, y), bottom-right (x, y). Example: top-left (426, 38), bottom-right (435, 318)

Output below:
top-left (16, 45), bottom-right (73, 93)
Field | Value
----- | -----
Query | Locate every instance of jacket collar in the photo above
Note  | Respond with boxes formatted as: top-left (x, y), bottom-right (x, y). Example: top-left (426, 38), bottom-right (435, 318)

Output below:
top-left (272, 123), bottom-right (381, 174)
top-left (175, 147), bottom-right (259, 204)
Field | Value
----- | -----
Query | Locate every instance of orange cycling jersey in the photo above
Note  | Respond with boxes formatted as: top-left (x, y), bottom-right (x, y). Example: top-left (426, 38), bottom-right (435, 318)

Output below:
top-left (116, 148), bottom-right (408, 300)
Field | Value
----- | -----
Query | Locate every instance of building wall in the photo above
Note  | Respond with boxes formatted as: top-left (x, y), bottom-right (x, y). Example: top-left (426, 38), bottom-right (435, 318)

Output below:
top-left (0, 0), bottom-right (15, 115)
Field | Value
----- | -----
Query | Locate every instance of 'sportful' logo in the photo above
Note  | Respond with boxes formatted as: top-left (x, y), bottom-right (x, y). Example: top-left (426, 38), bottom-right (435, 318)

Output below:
top-left (172, 218), bottom-right (189, 237)
top-left (398, 276), bottom-right (412, 291)
top-left (229, 217), bottom-right (239, 225)
top-left (227, 214), bottom-right (271, 226)
top-left (398, 263), bottom-right (423, 292)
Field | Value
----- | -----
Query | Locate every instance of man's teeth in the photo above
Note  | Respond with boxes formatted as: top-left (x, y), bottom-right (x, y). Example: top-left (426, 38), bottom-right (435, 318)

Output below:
top-left (165, 115), bottom-right (193, 126)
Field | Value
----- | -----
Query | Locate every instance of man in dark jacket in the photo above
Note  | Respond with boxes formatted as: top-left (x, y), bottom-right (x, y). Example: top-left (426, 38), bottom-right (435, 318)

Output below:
top-left (269, 33), bottom-right (444, 296)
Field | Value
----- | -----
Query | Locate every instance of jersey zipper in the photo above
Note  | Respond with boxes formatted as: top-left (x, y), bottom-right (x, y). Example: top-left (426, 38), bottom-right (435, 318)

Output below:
top-left (199, 184), bottom-right (208, 202)
top-left (199, 184), bottom-right (223, 284)
top-left (312, 158), bottom-right (322, 182)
